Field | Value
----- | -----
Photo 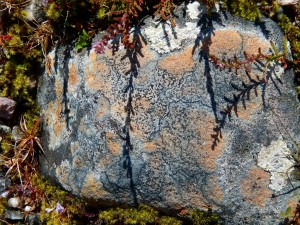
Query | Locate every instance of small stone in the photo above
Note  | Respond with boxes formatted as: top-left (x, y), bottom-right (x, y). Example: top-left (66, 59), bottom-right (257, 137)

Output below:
top-left (24, 206), bottom-right (32, 212)
top-left (11, 126), bottom-right (24, 141)
top-left (45, 207), bottom-right (54, 213)
top-left (0, 97), bottom-right (16, 120)
top-left (8, 197), bottom-right (20, 208)
top-left (0, 173), bottom-right (11, 193)
top-left (1, 191), bottom-right (9, 198)
top-left (0, 125), bottom-right (11, 135)
top-left (277, 0), bottom-right (299, 5)
top-left (24, 0), bottom-right (45, 22)
top-left (5, 209), bottom-right (24, 220)
top-left (25, 214), bottom-right (41, 225)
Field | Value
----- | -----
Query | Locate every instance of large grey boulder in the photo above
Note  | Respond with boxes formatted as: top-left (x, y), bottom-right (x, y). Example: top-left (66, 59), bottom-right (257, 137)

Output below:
top-left (38, 2), bottom-right (300, 224)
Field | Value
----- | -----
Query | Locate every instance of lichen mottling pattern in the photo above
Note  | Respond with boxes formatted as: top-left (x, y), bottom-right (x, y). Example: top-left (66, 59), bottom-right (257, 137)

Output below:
top-left (38, 4), bottom-right (300, 225)
top-left (240, 166), bottom-right (273, 208)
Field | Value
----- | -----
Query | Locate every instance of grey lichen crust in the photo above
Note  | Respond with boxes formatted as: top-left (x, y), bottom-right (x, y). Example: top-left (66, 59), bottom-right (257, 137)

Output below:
top-left (38, 3), bottom-right (300, 225)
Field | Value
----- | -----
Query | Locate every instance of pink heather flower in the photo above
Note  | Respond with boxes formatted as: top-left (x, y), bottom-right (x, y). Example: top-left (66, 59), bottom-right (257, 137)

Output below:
top-left (93, 40), bottom-right (109, 54)
top-left (55, 203), bottom-right (65, 214)
top-left (92, 41), bottom-right (105, 54)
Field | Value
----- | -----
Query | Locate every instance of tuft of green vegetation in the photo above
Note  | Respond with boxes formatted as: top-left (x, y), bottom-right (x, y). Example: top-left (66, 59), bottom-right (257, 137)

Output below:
top-left (75, 29), bottom-right (90, 51)
top-left (277, 12), bottom-right (300, 79)
top-left (99, 205), bottom-right (183, 225)
top-left (190, 209), bottom-right (221, 225)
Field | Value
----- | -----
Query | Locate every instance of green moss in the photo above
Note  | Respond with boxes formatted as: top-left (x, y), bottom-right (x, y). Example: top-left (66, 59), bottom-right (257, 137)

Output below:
top-left (228, 0), bottom-right (264, 21)
top-left (30, 175), bottom-right (86, 225)
top-left (99, 205), bottom-right (158, 225)
top-left (99, 205), bottom-right (184, 225)
top-left (190, 209), bottom-right (221, 225)
top-left (0, 197), bottom-right (7, 216)
top-left (0, 136), bottom-right (13, 156)
top-left (45, 2), bottom-right (61, 21)
top-left (277, 12), bottom-right (300, 92)
top-left (159, 216), bottom-right (183, 225)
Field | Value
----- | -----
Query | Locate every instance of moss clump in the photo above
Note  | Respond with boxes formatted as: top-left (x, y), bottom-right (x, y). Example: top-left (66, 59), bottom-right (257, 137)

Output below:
top-left (99, 205), bottom-right (183, 225)
top-left (98, 206), bottom-right (222, 225)
top-left (276, 7), bottom-right (300, 95)
top-left (5, 175), bottom-right (87, 225)
top-left (190, 209), bottom-right (221, 225)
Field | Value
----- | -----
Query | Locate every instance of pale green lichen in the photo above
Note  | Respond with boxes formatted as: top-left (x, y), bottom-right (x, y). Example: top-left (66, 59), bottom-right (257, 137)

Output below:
top-left (257, 139), bottom-right (295, 191)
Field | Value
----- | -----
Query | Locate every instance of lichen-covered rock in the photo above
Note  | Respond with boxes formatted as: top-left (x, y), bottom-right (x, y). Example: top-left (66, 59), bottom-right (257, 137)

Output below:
top-left (0, 97), bottom-right (16, 120)
top-left (38, 3), bottom-right (300, 224)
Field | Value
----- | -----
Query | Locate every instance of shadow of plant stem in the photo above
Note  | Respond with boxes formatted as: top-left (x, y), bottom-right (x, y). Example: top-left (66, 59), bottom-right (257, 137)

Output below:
top-left (209, 39), bottom-right (289, 149)
top-left (120, 27), bottom-right (146, 206)
top-left (0, 116), bottom-right (45, 186)
top-left (210, 74), bottom-right (265, 149)
top-left (194, 12), bottom-right (224, 126)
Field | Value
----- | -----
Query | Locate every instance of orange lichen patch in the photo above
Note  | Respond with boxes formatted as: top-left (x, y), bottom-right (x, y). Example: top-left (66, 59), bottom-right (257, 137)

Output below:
top-left (240, 166), bottom-right (273, 208)
top-left (110, 101), bottom-right (127, 120)
top-left (242, 33), bottom-right (270, 56)
top-left (132, 96), bottom-right (151, 112)
top-left (68, 63), bottom-right (78, 91)
top-left (187, 190), bottom-right (209, 210)
top-left (207, 176), bottom-right (224, 203)
top-left (202, 29), bottom-right (243, 58)
top-left (79, 120), bottom-right (87, 133)
top-left (236, 100), bottom-right (261, 120)
top-left (70, 141), bottom-right (79, 155)
top-left (89, 50), bottom-right (98, 62)
top-left (143, 141), bottom-right (162, 151)
top-left (189, 110), bottom-right (225, 171)
top-left (158, 47), bottom-right (195, 78)
top-left (53, 79), bottom-right (66, 138)
top-left (45, 52), bottom-right (55, 75)
top-left (56, 161), bottom-right (71, 187)
top-left (162, 186), bottom-right (183, 210)
top-left (72, 156), bottom-right (85, 169)
top-left (80, 173), bottom-right (110, 199)
top-left (97, 155), bottom-right (113, 169)
top-left (160, 128), bottom-right (175, 145)
top-left (96, 96), bottom-right (110, 119)
top-left (106, 132), bottom-right (122, 156)
top-left (85, 59), bottom-right (111, 91)
top-left (43, 78), bottom-right (67, 148)
top-left (138, 42), bottom-right (155, 66)
top-left (42, 101), bottom-right (54, 126)
top-left (134, 69), bottom-right (152, 85)
top-left (130, 123), bottom-right (148, 142)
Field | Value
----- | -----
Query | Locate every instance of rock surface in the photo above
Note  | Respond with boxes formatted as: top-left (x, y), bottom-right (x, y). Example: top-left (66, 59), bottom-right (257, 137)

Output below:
top-left (0, 97), bottom-right (16, 120)
top-left (38, 3), bottom-right (300, 224)
top-left (277, 0), bottom-right (299, 5)
top-left (5, 210), bottom-right (24, 220)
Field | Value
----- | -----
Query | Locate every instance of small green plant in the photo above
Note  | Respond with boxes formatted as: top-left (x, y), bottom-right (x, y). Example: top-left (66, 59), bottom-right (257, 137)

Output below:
top-left (0, 116), bottom-right (44, 184)
top-left (75, 29), bottom-right (90, 51)
top-left (280, 204), bottom-right (300, 225)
